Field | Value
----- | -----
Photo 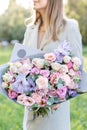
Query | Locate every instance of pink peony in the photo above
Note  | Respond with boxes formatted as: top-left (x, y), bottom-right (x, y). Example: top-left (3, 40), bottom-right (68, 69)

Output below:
top-left (8, 89), bottom-right (18, 99)
top-left (44, 53), bottom-right (56, 62)
top-left (56, 86), bottom-right (67, 99)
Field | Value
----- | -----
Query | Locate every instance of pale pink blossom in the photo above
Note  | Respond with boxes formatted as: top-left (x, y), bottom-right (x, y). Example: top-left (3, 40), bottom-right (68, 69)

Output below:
top-left (72, 57), bottom-right (81, 66)
top-left (59, 65), bottom-right (68, 74)
top-left (44, 53), bottom-right (56, 62)
top-left (50, 72), bottom-right (59, 86)
top-left (32, 58), bottom-right (45, 69)
top-left (61, 74), bottom-right (71, 86)
top-left (36, 76), bottom-right (48, 90)
top-left (32, 93), bottom-right (42, 104)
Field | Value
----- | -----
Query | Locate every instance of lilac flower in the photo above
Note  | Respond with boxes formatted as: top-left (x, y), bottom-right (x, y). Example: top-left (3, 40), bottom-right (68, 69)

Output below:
top-left (12, 74), bottom-right (29, 94)
top-left (30, 67), bottom-right (40, 76)
top-left (27, 78), bottom-right (36, 92)
top-left (54, 41), bottom-right (71, 63)
top-left (68, 90), bottom-right (78, 97)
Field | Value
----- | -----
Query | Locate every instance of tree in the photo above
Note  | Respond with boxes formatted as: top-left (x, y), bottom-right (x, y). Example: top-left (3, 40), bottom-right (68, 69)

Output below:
top-left (0, 0), bottom-right (32, 42)
top-left (66, 0), bottom-right (87, 45)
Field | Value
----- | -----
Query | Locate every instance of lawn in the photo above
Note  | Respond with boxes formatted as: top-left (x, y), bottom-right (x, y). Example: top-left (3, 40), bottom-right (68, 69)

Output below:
top-left (0, 45), bottom-right (87, 130)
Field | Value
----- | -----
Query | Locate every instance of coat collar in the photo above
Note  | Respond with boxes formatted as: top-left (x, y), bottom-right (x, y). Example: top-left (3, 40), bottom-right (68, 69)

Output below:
top-left (29, 19), bottom-right (49, 51)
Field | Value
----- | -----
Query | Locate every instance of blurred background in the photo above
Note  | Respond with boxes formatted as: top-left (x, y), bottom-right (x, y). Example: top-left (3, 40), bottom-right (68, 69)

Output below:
top-left (0, 0), bottom-right (87, 130)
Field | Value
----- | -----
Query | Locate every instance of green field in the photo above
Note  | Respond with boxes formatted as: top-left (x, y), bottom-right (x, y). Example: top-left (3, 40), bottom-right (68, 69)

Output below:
top-left (0, 45), bottom-right (87, 130)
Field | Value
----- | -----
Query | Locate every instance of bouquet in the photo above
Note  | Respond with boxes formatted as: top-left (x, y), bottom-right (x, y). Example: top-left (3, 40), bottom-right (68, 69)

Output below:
top-left (0, 41), bottom-right (87, 117)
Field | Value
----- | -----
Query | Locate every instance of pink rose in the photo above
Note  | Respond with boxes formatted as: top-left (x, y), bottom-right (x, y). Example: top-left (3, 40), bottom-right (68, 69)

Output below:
top-left (56, 86), bottom-right (67, 99)
top-left (67, 61), bottom-right (73, 69)
top-left (40, 70), bottom-right (50, 77)
top-left (36, 76), bottom-right (48, 90)
top-left (8, 89), bottom-right (18, 99)
top-left (50, 72), bottom-right (59, 86)
top-left (44, 53), bottom-right (56, 62)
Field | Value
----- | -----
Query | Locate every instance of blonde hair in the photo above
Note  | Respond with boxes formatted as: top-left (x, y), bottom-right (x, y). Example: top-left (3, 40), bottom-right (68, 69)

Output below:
top-left (26, 0), bottom-right (66, 42)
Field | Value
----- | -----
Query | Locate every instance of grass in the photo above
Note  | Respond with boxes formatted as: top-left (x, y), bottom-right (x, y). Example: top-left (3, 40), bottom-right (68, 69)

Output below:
top-left (0, 45), bottom-right (87, 130)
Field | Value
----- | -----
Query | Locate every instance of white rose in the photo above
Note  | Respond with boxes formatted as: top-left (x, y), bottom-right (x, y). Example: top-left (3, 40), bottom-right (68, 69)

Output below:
top-left (36, 76), bottom-right (48, 89)
top-left (3, 73), bottom-right (13, 83)
top-left (9, 65), bottom-right (18, 73)
top-left (2, 82), bottom-right (8, 88)
top-left (51, 62), bottom-right (61, 71)
top-left (32, 58), bottom-right (45, 69)
top-left (14, 62), bottom-right (22, 68)
top-left (72, 57), bottom-right (81, 66)
top-left (63, 56), bottom-right (71, 63)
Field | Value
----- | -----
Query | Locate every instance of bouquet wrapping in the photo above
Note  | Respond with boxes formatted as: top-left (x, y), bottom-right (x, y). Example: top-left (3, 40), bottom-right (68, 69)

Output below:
top-left (0, 41), bottom-right (87, 117)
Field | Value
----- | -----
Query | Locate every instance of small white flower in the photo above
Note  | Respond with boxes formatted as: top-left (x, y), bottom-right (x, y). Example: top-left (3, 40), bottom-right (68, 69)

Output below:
top-left (51, 62), bottom-right (61, 71)
top-left (3, 73), bottom-right (13, 83)
top-left (72, 57), bottom-right (81, 66)
top-left (63, 56), bottom-right (71, 63)
top-left (2, 82), bottom-right (8, 88)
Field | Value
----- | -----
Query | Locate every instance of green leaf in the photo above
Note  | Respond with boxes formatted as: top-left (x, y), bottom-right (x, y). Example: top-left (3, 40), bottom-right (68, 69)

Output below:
top-left (47, 97), bottom-right (54, 106)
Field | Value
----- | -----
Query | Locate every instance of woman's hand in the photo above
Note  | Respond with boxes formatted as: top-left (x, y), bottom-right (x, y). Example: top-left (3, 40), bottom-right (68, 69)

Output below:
top-left (51, 104), bottom-right (60, 110)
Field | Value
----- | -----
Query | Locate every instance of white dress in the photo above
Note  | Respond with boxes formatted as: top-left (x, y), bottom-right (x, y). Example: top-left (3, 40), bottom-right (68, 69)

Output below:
top-left (23, 18), bottom-right (83, 130)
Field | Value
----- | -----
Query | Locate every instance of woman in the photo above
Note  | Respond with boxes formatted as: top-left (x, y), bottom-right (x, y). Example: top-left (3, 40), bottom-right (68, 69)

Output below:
top-left (23, 0), bottom-right (83, 130)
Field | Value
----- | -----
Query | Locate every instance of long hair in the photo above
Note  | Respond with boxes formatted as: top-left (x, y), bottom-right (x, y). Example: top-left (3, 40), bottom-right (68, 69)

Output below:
top-left (26, 0), bottom-right (66, 42)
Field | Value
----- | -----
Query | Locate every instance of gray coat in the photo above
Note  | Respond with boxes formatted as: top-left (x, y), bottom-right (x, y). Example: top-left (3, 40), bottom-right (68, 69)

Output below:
top-left (22, 18), bottom-right (87, 130)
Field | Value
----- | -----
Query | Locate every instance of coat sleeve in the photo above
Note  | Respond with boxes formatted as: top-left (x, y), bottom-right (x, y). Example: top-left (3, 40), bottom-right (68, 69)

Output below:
top-left (23, 26), bottom-right (31, 46)
top-left (66, 19), bottom-right (87, 92)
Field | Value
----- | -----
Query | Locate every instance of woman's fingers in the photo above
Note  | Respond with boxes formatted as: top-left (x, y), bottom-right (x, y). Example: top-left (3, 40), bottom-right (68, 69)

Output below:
top-left (51, 104), bottom-right (60, 110)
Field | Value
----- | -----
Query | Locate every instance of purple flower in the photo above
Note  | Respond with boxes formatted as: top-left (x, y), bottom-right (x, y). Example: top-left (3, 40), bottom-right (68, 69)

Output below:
top-left (27, 78), bottom-right (36, 92)
top-left (54, 41), bottom-right (71, 63)
top-left (40, 70), bottom-right (50, 78)
top-left (56, 86), bottom-right (67, 99)
top-left (68, 90), bottom-right (78, 97)
top-left (12, 74), bottom-right (29, 94)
